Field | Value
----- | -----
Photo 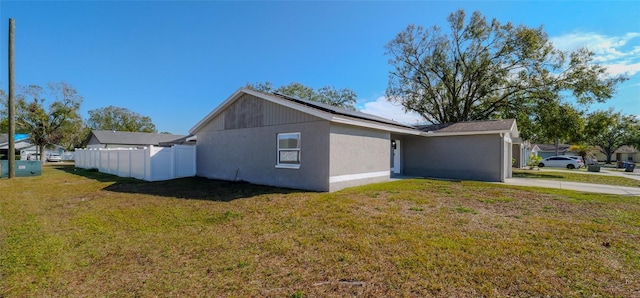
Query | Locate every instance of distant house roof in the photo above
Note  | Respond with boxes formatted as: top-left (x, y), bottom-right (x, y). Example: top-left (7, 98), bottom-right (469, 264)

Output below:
top-left (87, 130), bottom-right (188, 147)
top-left (533, 144), bottom-right (572, 152)
top-left (0, 133), bottom-right (29, 144)
top-left (0, 139), bottom-right (35, 150)
top-left (416, 119), bottom-right (518, 137)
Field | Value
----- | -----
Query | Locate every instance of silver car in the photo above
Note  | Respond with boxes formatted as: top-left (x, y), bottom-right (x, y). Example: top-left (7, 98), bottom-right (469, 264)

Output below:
top-left (46, 153), bottom-right (62, 162)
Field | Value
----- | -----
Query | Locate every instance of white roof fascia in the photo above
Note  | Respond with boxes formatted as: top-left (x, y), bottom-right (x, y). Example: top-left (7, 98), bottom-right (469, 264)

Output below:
top-left (331, 116), bottom-right (422, 135)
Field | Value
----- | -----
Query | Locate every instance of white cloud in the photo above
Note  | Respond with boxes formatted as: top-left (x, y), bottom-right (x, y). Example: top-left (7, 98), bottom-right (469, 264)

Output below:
top-left (605, 62), bottom-right (640, 76)
top-left (358, 96), bottom-right (424, 125)
top-left (551, 32), bottom-right (640, 76)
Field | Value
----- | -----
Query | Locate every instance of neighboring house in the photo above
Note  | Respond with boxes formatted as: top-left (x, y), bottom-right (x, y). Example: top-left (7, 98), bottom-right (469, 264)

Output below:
top-left (189, 88), bottom-right (518, 192)
top-left (594, 145), bottom-right (639, 163)
top-left (20, 144), bottom-right (66, 160)
top-left (0, 134), bottom-right (30, 158)
top-left (0, 134), bottom-right (65, 160)
top-left (613, 146), bottom-right (639, 163)
top-left (84, 130), bottom-right (189, 149)
top-left (512, 138), bottom-right (532, 168)
top-left (531, 144), bottom-right (575, 159)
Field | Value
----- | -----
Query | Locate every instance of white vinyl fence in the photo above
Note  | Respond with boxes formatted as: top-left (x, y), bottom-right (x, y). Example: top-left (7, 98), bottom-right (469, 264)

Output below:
top-left (74, 145), bottom-right (196, 181)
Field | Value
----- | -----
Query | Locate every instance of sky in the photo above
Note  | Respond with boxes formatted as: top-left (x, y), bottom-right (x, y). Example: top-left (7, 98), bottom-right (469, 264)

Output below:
top-left (1, 1), bottom-right (639, 135)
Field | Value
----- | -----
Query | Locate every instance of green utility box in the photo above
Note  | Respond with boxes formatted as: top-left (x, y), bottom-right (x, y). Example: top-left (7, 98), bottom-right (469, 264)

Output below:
top-left (0, 160), bottom-right (42, 178)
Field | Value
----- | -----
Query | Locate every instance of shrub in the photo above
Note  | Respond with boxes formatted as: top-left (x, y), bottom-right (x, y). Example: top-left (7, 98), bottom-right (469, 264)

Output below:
top-left (528, 155), bottom-right (543, 169)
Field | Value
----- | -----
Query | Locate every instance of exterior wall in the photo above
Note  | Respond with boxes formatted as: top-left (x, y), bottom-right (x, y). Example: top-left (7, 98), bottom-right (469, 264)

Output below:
top-left (512, 143), bottom-right (531, 168)
top-left (85, 135), bottom-right (103, 148)
top-left (620, 153), bottom-right (640, 162)
top-left (328, 124), bottom-right (391, 192)
top-left (403, 134), bottom-right (505, 182)
top-left (195, 94), bottom-right (331, 191)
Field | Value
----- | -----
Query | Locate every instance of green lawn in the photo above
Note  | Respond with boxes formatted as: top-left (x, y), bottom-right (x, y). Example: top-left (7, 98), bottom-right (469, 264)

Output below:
top-left (1, 165), bottom-right (639, 297)
top-left (513, 168), bottom-right (640, 188)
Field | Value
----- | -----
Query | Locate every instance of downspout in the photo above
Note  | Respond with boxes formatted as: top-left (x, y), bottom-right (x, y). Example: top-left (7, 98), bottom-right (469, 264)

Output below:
top-left (500, 133), bottom-right (505, 182)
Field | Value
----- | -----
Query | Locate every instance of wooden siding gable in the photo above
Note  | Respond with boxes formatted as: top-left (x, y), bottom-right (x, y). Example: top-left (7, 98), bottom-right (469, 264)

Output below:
top-left (206, 94), bottom-right (322, 131)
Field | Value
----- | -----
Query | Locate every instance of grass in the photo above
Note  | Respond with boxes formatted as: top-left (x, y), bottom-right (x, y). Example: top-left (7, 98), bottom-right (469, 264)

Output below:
top-left (513, 168), bottom-right (640, 187)
top-left (1, 165), bottom-right (640, 297)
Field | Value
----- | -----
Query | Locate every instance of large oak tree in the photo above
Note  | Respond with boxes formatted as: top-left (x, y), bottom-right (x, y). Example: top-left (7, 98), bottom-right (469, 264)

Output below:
top-left (385, 9), bottom-right (627, 135)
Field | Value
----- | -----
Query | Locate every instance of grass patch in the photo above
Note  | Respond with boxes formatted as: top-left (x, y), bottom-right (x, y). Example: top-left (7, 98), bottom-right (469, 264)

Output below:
top-left (454, 205), bottom-right (477, 214)
top-left (1, 165), bottom-right (640, 296)
top-left (513, 169), bottom-right (640, 187)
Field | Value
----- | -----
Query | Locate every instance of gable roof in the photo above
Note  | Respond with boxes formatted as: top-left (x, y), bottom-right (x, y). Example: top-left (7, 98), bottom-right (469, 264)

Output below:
top-left (190, 88), bottom-right (421, 135)
top-left (416, 119), bottom-right (518, 137)
top-left (88, 130), bottom-right (188, 147)
top-left (190, 87), bottom-right (520, 139)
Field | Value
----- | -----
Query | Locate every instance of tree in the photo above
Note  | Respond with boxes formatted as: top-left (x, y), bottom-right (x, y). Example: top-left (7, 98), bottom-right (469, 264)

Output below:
top-left (385, 9), bottom-right (627, 130)
top-left (87, 106), bottom-right (157, 133)
top-left (247, 82), bottom-right (357, 110)
top-left (584, 109), bottom-right (638, 164)
top-left (16, 82), bottom-right (83, 162)
top-left (59, 118), bottom-right (89, 150)
top-left (531, 100), bottom-right (584, 155)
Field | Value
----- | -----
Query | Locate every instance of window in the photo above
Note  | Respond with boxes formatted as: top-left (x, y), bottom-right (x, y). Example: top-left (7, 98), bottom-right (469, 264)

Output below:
top-left (277, 132), bottom-right (300, 168)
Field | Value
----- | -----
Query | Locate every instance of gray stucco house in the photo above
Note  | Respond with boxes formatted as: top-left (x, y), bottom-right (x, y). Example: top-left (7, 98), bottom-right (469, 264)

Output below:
top-left (190, 88), bottom-right (518, 192)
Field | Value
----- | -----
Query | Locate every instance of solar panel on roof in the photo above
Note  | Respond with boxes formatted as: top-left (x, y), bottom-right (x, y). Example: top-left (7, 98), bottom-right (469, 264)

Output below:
top-left (272, 92), bottom-right (414, 129)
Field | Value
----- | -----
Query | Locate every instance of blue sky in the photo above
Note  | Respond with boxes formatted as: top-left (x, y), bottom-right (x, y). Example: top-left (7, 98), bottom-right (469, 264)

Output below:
top-left (1, 1), bottom-right (639, 134)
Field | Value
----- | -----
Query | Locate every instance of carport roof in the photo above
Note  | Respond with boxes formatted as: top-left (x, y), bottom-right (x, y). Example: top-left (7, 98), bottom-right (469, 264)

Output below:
top-left (417, 119), bottom-right (517, 137)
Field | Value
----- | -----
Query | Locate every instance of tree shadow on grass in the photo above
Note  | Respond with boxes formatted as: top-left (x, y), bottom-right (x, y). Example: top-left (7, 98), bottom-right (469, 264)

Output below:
top-left (55, 165), bottom-right (303, 202)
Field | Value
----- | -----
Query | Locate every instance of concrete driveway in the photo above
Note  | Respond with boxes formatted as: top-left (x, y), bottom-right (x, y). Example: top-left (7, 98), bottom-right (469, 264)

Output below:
top-left (505, 167), bottom-right (640, 196)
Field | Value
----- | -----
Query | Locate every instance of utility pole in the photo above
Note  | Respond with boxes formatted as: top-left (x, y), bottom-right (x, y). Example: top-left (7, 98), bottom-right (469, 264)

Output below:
top-left (8, 18), bottom-right (16, 178)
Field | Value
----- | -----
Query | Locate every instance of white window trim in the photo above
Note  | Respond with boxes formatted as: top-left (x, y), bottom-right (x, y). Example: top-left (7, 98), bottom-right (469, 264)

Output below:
top-left (276, 132), bottom-right (301, 169)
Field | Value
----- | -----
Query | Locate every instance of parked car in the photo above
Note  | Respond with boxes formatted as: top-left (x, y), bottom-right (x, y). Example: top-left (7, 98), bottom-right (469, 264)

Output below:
top-left (568, 156), bottom-right (583, 162)
top-left (538, 156), bottom-right (584, 169)
top-left (46, 153), bottom-right (62, 162)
